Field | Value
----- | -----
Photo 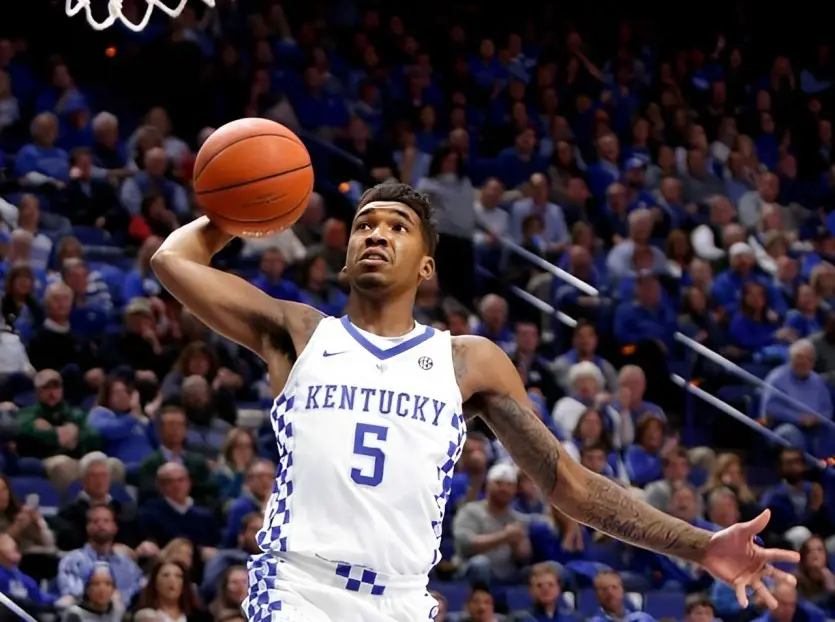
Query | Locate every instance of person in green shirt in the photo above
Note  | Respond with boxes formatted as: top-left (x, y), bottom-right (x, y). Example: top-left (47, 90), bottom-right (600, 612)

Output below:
top-left (17, 369), bottom-right (101, 491)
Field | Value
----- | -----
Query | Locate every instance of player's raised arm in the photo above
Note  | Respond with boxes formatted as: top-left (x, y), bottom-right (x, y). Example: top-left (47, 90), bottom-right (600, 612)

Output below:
top-left (151, 216), bottom-right (323, 360)
top-left (454, 335), bottom-right (799, 609)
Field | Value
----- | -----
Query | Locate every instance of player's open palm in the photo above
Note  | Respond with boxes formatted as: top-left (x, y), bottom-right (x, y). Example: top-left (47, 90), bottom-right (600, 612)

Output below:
top-left (702, 509), bottom-right (799, 609)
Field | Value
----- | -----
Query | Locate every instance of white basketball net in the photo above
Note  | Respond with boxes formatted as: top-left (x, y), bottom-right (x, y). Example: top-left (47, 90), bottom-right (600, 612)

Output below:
top-left (66, 0), bottom-right (215, 31)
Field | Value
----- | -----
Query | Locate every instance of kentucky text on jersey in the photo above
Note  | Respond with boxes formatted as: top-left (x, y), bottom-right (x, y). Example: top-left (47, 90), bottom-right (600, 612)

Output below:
top-left (303, 384), bottom-right (448, 426)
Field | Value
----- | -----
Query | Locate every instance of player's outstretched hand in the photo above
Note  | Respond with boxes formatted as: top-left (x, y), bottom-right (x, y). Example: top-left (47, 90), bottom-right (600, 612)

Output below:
top-left (701, 509), bottom-right (799, 609)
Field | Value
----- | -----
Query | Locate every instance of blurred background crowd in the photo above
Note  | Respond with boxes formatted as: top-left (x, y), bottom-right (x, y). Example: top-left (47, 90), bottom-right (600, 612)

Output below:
top-left (0, 0), bottom-right (834, 620)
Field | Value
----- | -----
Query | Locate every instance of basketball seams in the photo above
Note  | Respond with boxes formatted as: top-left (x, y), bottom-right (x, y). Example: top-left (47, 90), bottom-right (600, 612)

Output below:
top-left (193, 132), bottom-right (306, 182)
top-left (195, 163), bottom-right (312, 195)
top-left (205, 184), bottom-right (312, 225)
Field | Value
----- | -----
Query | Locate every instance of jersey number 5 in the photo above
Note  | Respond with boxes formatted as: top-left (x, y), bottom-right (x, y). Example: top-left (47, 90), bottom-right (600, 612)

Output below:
top-left (351, 423), bottom-right (388, 487)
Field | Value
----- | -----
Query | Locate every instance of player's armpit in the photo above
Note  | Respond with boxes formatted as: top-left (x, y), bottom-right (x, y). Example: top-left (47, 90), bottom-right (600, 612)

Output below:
top-left (454, 335), bottom-right (711, 564)
top-left (152, 216), bottom-right (324, 360)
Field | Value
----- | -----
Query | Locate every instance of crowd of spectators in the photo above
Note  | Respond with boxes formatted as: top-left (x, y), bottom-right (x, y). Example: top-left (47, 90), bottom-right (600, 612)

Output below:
top-left (0, 0), bottom-right (833, 621)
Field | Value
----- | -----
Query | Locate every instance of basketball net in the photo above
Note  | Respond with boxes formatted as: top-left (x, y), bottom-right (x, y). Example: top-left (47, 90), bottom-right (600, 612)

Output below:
top-left (65, 0), bottom-right (215, 31)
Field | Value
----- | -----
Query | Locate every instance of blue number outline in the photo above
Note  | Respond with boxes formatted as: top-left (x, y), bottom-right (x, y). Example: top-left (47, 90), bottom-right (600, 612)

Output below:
top-left (351, 423), bottom-right (388, 487)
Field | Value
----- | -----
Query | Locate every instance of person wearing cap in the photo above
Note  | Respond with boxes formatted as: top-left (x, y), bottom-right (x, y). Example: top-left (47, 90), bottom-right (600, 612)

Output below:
top-left (453, 462), bottom-right (533, 587)
top-left (621, 157), bottom-right (658, 218)
top-left (16, 368), bottom-right (101, 491)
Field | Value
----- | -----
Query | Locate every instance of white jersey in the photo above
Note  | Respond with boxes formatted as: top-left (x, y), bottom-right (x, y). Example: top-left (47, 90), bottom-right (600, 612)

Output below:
top-left (257, 315), bottom-right (466, 580)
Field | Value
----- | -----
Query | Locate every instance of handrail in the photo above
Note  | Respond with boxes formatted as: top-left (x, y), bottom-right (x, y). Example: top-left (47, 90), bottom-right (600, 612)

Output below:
top-left (475, 265), bottom-right (577, 328)
top-left (495, 236), bottom-right (599, 296)
top-left (674, 332), bottom-right (835, 431)
top-left (671, 375), bottom-right (827, 470)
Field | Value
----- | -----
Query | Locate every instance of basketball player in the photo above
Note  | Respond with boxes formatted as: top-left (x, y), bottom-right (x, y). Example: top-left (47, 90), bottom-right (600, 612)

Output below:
top-left (152, 183), bottom-right (797, 622)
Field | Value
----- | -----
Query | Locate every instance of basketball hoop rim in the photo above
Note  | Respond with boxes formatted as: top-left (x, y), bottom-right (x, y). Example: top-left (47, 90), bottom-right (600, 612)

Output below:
top-left (66, 0), bottom-right (217, 32)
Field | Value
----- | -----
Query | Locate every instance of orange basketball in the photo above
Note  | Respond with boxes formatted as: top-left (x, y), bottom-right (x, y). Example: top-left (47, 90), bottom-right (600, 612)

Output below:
top-left (193, 118), bottom-right (314, 238)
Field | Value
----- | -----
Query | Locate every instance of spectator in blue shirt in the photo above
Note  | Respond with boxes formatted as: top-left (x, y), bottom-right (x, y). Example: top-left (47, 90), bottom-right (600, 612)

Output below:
top-left (587, 134), bottom-right (621, 203)
top-left (16, 112), bottom-right (71, 188)
top-left (749, 582), bottom-right (826, 622)
top-left (613, 272), bottom-right (677, 352)
top-left (624, 414), bottom-right (667, 487)
top-left (221, 459), bottom-right (273, 547)
top-left (250, 248), bottom-right (302, 302)
top-left (728, 281), bottom-right (786, 359)
top-left (495, 127), bottom-right (548, 190)
top-left (475, 294), bottom-right (515, 354)
top-left (761, 339), bottom-right (835, 458)
top-left (589, 570), bottom-right (656, 622)
top-left (516, 562), bottom-right (580, 622)
top-left (57, 504), bottom-right (144, 606)
top-left (0, 532), bottom-right (59, 610)
top-left (712, 242), bottom-right (785, 318)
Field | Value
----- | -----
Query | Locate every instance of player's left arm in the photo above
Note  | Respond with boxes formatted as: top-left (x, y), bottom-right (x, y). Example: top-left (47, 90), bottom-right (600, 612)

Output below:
top-left (453, 335), bottom-right (712, 564)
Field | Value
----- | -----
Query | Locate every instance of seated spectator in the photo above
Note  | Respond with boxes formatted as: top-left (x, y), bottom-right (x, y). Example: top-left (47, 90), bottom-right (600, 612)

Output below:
top-left (16, 369), bottom-right (102, 491)
top-left (120, 147), bottom-right (189, 217)
top-left (161, 341), bottom-right (243, 405)
top-left (0, 473), bottom-right (54, 553)
top-left (749, 582), bottom-right (827, 622)
top-left (221, 459), bottom-right (274, 547)
top-left (612, 365), bottom-right (667, 445)
top-left (551, 320), bottom-right (618, 394)
top-left (129, 195), bottom-right (179, 245)
top-left (589, 571), bottom-right (656, 622)
top-left (704, 486), bottom-right (742, 530)
top-left (139, 462), bottom-right (219, 548)
top-left (760, 448), bottom-right (835, 551)
top-left (56, 504), bottom-right (144, 606)
top-left (0, 533), bottom-right (60, 613)
top-left (761, 339), bottom-right (835, 458)
top-left (207, 565), bottom-right (247, 620)
top-left (515, 562), bottom-right (579, 622)
top-left (16, 112), bottom-right (70, 189)
top-left (453, 463), bottom-right (531, 587)
top-left (613, 272), bottom-right (677, 357)
top-left (212, 428), bottom-right (258, 503)
top-left (178, 376), bottom-right (235, 457)
top-left (702, 453), bottom-right (759, 521)
top-left (61, 258), bottom-right (112, 312)
top-left (0, 316), bottom-right (34, 385)
top-left (87, 376), bottom-right (155, 472)
top-left (136, 405), bottom-right (215, 505)
top-left (52, 452), bottom-right (141, 551)
top-left (784, 285), bottom-right (824, 340)
top-left (605, 209), bottom-right (668, 279)
top-left (26, 282), bottom-right (100, 377)
top-left (677, 286), bottom-right (723, 353)
top-left (136, 559), bottom-right (210, 622)
top-left (297, 251), bottom-right (347, 316)
top-left (60, 562), bottom-right (125, 622)
top-left (623, 414), bottom-right (667, 487)
top-left (460, 585), bottom-right (508, 622)
top-left (683, 594), bottom-right (717, 622)
top-left (475, 294), bottom-right (514, 354)
top-left (514, 471), bottom-right (546, 516)
top-left (729, 280), bottom-right (787, 358)
top-left (250, 248), bottom-right (302, 302)
top-left (563, 408), bottom-right (627, 484)
top-left (796, 536), bottom-right (835, 614)
top-left (513, 322), bottom-right (561, 407)
top-left (509, 173), bottom-right (570, 260)
top-left (99, 298), bottom-right (172, 383)
top-left (551, 362), bottom-right (605, 438)
top-left (200, 513), bottom-right (261, 602)
top-left (1, 263), bottom-right (44, 330)
top-left (645, 448), bottom-right (700, 513)
top-left (65, 146), bottom-right (126, 232)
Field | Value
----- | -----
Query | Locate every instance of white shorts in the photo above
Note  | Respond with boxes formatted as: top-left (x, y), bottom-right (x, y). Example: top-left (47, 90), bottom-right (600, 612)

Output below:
top-left (243, 552), bottom-right (439, 622)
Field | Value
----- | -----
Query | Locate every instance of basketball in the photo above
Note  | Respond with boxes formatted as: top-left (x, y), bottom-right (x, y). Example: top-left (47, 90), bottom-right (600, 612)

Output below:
top-left (193, 118), bottom-right (314, 238)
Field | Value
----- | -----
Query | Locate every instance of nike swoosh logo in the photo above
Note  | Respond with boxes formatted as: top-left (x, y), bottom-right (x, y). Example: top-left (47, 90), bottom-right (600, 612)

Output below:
top-left (323, 351), bottom-right (347, 358)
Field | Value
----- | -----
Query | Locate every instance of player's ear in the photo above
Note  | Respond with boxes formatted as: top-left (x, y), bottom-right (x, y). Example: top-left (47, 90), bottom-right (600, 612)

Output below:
top-left (419, 256), bottom-right (435, 281)
top-left (341, 266), bottom-right (347, 274)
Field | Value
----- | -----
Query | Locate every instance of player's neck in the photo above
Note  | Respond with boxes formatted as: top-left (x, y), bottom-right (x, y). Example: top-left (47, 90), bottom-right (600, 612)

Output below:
top-left (345, 292), bottom-right (417, 337)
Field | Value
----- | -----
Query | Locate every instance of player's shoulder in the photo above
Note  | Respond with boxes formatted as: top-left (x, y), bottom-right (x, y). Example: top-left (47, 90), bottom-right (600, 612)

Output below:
top-left (451, 335), bottom-right (510, 396)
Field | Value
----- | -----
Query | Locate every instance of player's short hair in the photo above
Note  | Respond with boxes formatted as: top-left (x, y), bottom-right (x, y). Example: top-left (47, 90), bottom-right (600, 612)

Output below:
top-left (356, 182), bottom-right (438, 257)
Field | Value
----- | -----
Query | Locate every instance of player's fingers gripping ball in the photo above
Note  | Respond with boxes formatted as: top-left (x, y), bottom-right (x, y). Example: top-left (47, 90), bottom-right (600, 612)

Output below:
top-left (193, 118), bottom-right (315, 238)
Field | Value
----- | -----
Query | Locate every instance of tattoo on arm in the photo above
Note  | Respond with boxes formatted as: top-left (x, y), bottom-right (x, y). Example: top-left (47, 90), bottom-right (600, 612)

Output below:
top-left (458, 340), bottom-right (712, 563)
